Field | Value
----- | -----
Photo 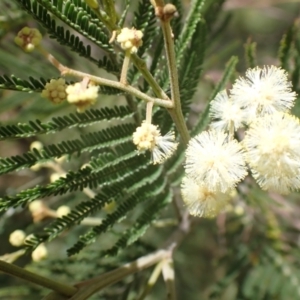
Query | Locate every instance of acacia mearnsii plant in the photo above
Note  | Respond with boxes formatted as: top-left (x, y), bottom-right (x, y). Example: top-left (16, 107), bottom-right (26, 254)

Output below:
top-left (1, 0), bottom-right (300, 299)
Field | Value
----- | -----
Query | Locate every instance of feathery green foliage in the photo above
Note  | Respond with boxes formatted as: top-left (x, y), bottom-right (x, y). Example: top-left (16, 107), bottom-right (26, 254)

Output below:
top-left (1, 0), bottom-right (300, 299)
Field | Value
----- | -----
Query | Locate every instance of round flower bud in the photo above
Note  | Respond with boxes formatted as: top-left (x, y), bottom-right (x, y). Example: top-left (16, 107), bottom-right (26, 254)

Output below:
top-left (31, 244), bottom-right (48, 262)
top-left (133, 121), bottom-right (178, 164)
top-left (56, 205), bottom-right (71, 218)
top-left (133, 122), bottom-right (160, 151)
top-left (116, 28), bottom-right (143, 54)
top-left (9, 230), bottom-right (26, 247)
top-left (41, 78), bottom-right (67, 104)
top-left (30, 141), bottom-right (43, 152)
top-left (50, 173), bottom-right (66, 183)
top-left (28, 200), bottom-right (44, 214)
top-left (14, 27), bottom-right (42, 52)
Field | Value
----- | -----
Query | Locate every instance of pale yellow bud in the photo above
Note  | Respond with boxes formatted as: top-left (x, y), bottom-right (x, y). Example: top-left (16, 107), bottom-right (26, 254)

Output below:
top-left (32, 244), bottom-right (48, 261)
top-left (30, 141), bottom-right (43, 151)
top-left (9, 230), bottom-right (26, 247)
top-left (56, 205), bottom-right (71, 217)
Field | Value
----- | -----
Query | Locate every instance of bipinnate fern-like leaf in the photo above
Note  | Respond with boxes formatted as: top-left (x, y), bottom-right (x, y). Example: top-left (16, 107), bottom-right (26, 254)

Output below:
top-left (16, 0), bottom-right (112, 51)
top-left (0, 123), bottom-right (135, 175)
top-left (67, 170), bottom-right (167, 256)
top-left (25, 164), bottom-right (158, 250)
top-left (0, 74), bottom-right (46, 92)
top-left (175, 0), bottom-right (205, 68)
top-left (0, 145), bottom-right (149, 211)
top-left (0, 106), bottom-right (132, 140)
top-left (14, 0), bottom-right (120, 74)
top-left (101, 187), bottom-right (172, 257)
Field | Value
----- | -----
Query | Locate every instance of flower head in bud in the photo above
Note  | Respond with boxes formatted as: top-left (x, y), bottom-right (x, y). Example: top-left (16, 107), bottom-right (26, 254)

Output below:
top-left (41, 78), bottom-right (67, 104)
top-left (210, 90), bottom-right (247, 132)
top-left (185, 130), bottom-right (247, 192)
top-left (14, 27), bottom-right (42, 52)
top-left (66, 81), bottom-right (99, 112)
top-left (56, 205), bottom-right (71, 218)
top-left (30, 141), bottom-right (43, 151)
top-left (243, 112), bottom-right (300, 193)
top-left (28, 200), bottom-right (52, 222)
top-left (230, 66), bottom-right (297, 123)
top-left (181, 176), bottom-right (231, 218)
top-left (9, 230), bottom-right (26, 247)
top-left (32, 244), bottom-right (48, 262)
top-left (133, 121), bottom-right (178, 164)
top-left (117, 28), bottom-right (143, 54)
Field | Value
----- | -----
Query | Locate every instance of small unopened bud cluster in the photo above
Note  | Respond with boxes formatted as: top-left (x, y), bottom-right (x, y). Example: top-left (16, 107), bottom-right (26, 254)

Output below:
top-left (182, 65), bottom-right (298, 218)
top-left (14, 27), bottom-right (42, 52)
top-left (133, 121), bottom-right (178, 165)
top-left (117, 28), bottom-right (143, 54)
top-left (41, 78), bottom-right (67, 104)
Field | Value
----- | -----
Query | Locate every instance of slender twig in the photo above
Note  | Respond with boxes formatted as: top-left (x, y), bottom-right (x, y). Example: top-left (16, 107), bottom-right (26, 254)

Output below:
top-left (120, 51), bottom-right (131, 84)
top-left (70, 250), bottom-right (169, 300)
top-left (37, 46), bottom-right (173, 109)
top-left (160, 18), bottom-right (190, 145)
top-left (162, 258), bottom-right (176, 300)
top-left (0, 260), bottom-right (77, 297)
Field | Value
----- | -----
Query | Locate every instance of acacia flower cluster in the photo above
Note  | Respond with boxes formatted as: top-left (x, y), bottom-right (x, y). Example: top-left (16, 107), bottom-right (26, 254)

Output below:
top-left (133, 121), bottom-right (178, 164)
top-left (182, 65), bottom-right (298, 218)
top-left (182, 130), bottom-right (247, 217)
top-left (116, 27), bottom-right (143, 54)
top-left (41, 78), bottom-right (67, 104)
top-left (66, 79), bottom-right (99, 112)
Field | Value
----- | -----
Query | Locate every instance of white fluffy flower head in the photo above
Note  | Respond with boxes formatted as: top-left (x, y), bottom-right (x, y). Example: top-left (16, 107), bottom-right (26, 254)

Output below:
top-left (133, 122), bottom-right (178, 164)
top-left (66, 81), bottom-right (99, 112)
top-left (14, 27), bottom-right (42, 52)
top-left (243, 112), bottom-right (300, 193)
top-left (181, 176), bottom-right (232, 218)
top-left (41, 78), bottom-right (67, 104)
top-left (210, 90), bottom-right (246, 132)
top-left (230, 66), bottom-right (297, 122)
top-left (117, 27), bottom-right (143, 53)
top-left (185, 130), bottom-right (247, 192)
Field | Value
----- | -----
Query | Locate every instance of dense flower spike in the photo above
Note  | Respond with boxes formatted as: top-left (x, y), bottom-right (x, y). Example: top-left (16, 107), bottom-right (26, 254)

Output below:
top-left (243, 112), bottom-right (300, 193)
top-left (117, 28), bottom-right (143, 53)
top-left (133, 121), bottom-right (178, 164)
top-left (210, 90), bottom-right (246, 132)
top-left (230, 66), bottom-right (297, 122)
top-left (14, 27), bottom-right (42, 52)
top-left (66, 81), bottom-right (99, 112)
top-left (41, 78), bottom-right (67, 104)
top-left (185, 130), bottom-right (247, 192)
top-left (181, 176), bottom-right (231, 218)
